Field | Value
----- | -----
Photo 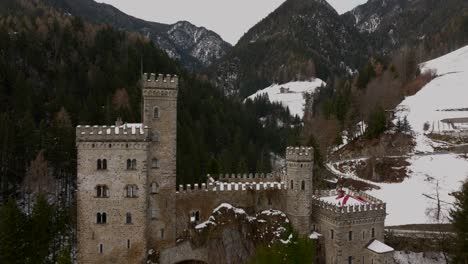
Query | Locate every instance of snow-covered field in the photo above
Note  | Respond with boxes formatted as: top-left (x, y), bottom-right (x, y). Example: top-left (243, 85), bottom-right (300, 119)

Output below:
top-left (397, 45), bottom-right (468, 153)
top-left (333, 46), bottom-right (468, 226)
top-left (378, 45), bottom-right (468, 225)
top-left (246, 79), bottom-right (325, 118)
top-left (369, 154), bottom-right (468, 226)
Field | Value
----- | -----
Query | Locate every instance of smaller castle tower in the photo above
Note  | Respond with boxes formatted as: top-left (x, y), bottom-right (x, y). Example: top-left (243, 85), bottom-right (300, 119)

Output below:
top-left (285, 146), bottom-right (314, 235)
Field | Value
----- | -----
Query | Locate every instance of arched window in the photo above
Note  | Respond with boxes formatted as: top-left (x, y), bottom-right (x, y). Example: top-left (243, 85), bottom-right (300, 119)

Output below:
top-left (96, 212), bottom-right (107, 224)
top-left (153, 107), bottom-right (160, 119)
top-left (126, 159), bottom-right (131, 170)
top-left (96, 185), bottom-right (109, 198)
top-left (151, 182), bottom-right (159, 194)
top-left (126, 213), bottom-right (132, 224)
top-left (97, 159), bottom-right (102, 170)
top-left (195, 211), bottom-right (200, 221)
top-left (99, 244), bottom-right (103, 254)
top-left (152, 158), bottom-right (160, 169)
top-left (126, 185), bottom-right (137, 198)
top-left (371, 228), bottom-right (375, 238)
top-left (102, 159), bottom-right (107, 170)
top-left (131, 159), bottom-right (137, 170)
top-left (290, 180), bottom-right (294, 190)
top-left (301, 180), bottom-right (305, 190)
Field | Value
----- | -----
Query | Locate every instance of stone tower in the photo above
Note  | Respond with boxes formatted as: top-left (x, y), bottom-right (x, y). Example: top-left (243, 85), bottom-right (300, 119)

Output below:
top-left (76, 125), bottom-right (150, 263)
top-left (141, 73), bottom-right (178, 250)
top-left (285, 146), bottom-right (314, 235)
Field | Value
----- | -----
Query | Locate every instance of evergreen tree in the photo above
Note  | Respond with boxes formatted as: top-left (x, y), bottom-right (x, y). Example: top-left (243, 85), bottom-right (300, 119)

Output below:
top-left (57, 247), bottom-right (72, 264)
top-left (450, 180), bottom-right (468, 263)
top-left (207, 158), bottom-right (221, 178)
top-left (365, 105), bottom-right (386, 139)
top-left (27, 195), bottom-right (54, 263)
top-left (0, 199), bottom-right (27, 264)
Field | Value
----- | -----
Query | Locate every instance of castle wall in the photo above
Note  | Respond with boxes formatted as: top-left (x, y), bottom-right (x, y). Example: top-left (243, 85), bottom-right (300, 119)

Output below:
top-left (174, 183), bottom-right (287, 238)
top-left (216, 172), bottom-right (283, 183)
top-left (76, 141), bottom-right (148, 264)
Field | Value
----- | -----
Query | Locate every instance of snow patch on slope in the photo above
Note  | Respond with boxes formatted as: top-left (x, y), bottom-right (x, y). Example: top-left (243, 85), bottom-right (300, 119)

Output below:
top-left (369, 154), bottom-right (468, 226)
top-left (247, 79), bottom-right (325, 118)
top-left (395, 45), bottom-right (468, 153)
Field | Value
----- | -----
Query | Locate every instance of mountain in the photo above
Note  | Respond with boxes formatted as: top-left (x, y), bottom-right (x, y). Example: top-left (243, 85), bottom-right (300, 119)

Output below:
top-left (210, 0), bottom-right (367, 98)
top-left (343, 0), bottom-right (468, 57)
top-left (44, 0), bottom-right (232, 69)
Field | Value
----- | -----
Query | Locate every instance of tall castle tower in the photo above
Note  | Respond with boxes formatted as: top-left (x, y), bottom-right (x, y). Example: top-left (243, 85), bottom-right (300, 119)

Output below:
top-left (285, 146), bottom-right (314, 235)
top-left (141, 73), bottom-right (178, 250)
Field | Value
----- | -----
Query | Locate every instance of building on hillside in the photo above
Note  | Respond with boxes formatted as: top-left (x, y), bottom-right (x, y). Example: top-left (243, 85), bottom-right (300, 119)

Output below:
top-left (76, 73), bottom-right (394, 264)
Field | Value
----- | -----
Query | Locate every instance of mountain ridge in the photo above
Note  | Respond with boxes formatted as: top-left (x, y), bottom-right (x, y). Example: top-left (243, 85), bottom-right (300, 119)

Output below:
top-left (43, 0), bottom-right (232, 69)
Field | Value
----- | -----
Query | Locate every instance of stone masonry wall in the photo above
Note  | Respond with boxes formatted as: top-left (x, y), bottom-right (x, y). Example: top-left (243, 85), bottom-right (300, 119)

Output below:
top-left (77, 141), bottom-right (148, 264)
top-left (312, 196), bottom-right (387, 264)
top-left (174, 183), bottom-right (287, 240)
top-left (142, 74), bottom-right (178, 251)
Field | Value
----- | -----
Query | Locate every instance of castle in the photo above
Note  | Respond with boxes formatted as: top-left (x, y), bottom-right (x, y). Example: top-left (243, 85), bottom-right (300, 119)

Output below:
top-left (76, 73), bottom-right (394, 264)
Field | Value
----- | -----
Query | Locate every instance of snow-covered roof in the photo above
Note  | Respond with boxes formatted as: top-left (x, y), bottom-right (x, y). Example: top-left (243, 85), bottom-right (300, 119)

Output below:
top-left (319, 190), bottom-right (369, 206)
top-left (366, 239), bottom-right (394, 254)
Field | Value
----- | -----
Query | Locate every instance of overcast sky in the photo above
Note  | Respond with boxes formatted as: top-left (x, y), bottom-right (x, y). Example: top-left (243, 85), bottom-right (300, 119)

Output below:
top-left (96, 0), bottom-right (367, 45)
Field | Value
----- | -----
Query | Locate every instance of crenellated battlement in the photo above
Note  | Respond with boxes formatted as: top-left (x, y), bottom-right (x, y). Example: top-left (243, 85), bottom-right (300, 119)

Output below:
top-left (142, 73), bottom-right (178, 90)
top-left (312, 197), bottom-right (386, 214)
top-left (312, 189), bottom-right (386, 218)
top-left (212, 172), bottom-right (283, 183)
top-left (176, 181), bottom-right (287, 194)
top-left (314, 189), bottom-right (384, 204)
top-left (286, 146), bottom-right (314, 162)
top-left (76, 124), bottom-right (149, 142)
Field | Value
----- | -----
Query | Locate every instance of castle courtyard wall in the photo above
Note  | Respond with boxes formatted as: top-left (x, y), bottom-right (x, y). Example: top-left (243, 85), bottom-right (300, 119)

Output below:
top-left (174, 185), bottom-right (287, 238)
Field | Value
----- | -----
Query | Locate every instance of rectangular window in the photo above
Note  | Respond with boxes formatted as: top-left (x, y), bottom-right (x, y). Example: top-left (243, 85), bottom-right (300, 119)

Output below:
top-left (160, 228), bottom-right (165, 239)
top-left (99, 244), bottom-right (103, 254)
top-left (330, 229), bottom-right (334, 240)
top-left (349, 231), bottom-right (353, 241)
top-left (127, 239), bottom-right (131, 249)
top-left (348, 256), bottom-right (352, 264)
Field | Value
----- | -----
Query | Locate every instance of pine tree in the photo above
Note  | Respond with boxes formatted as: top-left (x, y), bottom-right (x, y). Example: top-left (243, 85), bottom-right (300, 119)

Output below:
top-left (450, 181), bottom-right (468, 263)
top-left (28, 195), bottom-right (54, 263)
top-left (365, 105), bottom-right (386, 139)
top-left (57, 247), bottom-right (72, 264)
top-left (0, 199), bottom-right (27, 264)
top-left (207, 158), bottom-right (221, 177)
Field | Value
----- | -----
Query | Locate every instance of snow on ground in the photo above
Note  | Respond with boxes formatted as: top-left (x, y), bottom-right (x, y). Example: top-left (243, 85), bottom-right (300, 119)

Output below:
top-left (332, 46), bottom-right (468, 226)
top-left (396, 45), bottom-right (468, 153)
top-left (369, 154), bottom-right (468, 226)
top-left (394, 251), bottom-right (448, 264)
top-left (320, 192), bottom-right (369, 206)
top-left (246, 79), bottom-right (325, 118)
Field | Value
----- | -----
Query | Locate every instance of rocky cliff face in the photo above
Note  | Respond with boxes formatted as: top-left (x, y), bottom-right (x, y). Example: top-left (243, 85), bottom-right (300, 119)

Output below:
top-left (44, 0), bottom-right (232, 70)
top-left (166, 21), bottom-right (231, 67)
top-left (342, 0), bottom-right (468, 55)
